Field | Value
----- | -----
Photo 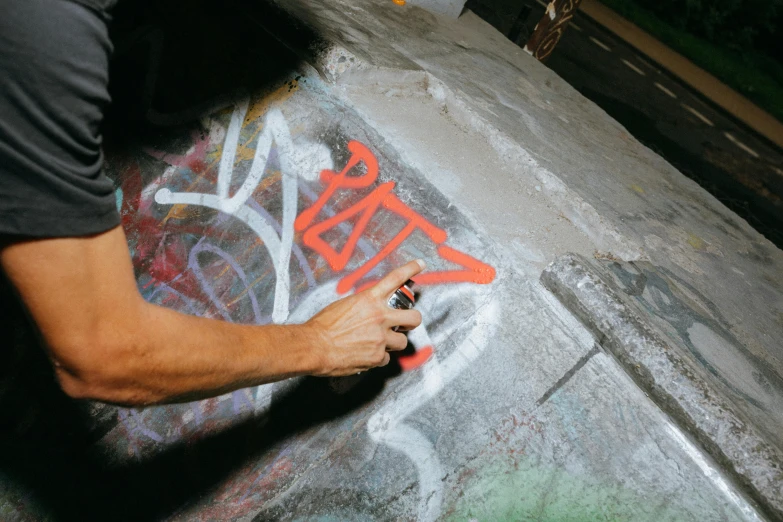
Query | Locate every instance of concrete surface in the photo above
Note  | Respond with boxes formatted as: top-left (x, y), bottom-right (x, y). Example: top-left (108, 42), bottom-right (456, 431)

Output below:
top-left (3, 74), bottom-right (763, 521)
top-left (406, 0), bottom-right (467, 20)
top-left (271, 0), bottom-right (783, 394)
top-left (542, 253), bottom-right (783, 518)
top-left (0, 0), bottom-right (781, 520)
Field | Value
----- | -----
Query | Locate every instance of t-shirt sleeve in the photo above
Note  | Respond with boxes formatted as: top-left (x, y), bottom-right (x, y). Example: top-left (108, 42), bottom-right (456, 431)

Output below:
top-left (0, 0), bottom-right (120, 238)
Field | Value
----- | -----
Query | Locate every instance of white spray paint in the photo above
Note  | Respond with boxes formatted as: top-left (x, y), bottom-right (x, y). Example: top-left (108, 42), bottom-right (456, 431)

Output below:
top-left (150, 100), bottom-right (501, 521)
top-left (367, 285), bottom-right (500, 521)
top-left (155, 99), bottom-right (333, 323)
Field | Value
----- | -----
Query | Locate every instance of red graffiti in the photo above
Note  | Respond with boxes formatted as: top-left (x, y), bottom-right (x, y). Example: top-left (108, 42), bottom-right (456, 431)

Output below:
top-left (301, 182), bottom-right (395, 273)
top-left (295, 140), bottom-right (379, 231)
top-left (335, 193), bottom-right (449, 294)
top-left (413, 245), bottom-right (496, 286)
top-left (297, 140), bottom-right (496, 295)
top-left (297, 140), bottom-right (496, 372)
top-left (397, 345), bottom-right (434, 371)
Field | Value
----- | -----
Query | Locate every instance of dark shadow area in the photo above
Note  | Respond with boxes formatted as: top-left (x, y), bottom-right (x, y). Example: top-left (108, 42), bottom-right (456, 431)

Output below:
top-left (0, 265), bottom-right (407, 520)
top-left (0, 1), bottom-right (404, 520)
top-left (464, 0), bottom-right (534, 41)
top-left (104, 0), bottom-right (324, 143)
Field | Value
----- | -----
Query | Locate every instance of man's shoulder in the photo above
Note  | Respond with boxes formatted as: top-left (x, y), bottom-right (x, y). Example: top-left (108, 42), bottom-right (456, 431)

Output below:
top-left (62, 0), bottom-right (119, 17)
top-left (0, 0), bottom-right (119, 239)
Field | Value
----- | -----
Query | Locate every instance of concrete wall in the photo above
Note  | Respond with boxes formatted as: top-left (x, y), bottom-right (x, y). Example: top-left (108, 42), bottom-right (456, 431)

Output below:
top-left (0, 0), bottom-right (779, 519)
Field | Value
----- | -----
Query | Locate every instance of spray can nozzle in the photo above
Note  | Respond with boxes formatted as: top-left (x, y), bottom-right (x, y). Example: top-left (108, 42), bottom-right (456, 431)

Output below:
top-left (388, 279), bottom-right (416, 310)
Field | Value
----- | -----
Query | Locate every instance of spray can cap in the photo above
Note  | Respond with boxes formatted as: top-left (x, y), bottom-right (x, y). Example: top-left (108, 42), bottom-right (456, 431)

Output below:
top-left (388, 279), bottom-right (415, 310)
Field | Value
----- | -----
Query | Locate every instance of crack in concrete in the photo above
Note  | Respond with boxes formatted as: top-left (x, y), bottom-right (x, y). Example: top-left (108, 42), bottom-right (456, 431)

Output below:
top-left (535, 344), bottom-right (601, 408)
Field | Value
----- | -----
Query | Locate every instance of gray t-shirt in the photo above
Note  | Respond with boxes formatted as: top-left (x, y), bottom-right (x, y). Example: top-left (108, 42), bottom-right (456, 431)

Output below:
top-left (0, 0), bottom-right (120, 237)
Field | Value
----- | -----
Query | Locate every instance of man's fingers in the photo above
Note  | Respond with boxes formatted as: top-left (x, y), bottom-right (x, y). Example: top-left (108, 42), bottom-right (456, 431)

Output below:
top-left (385, 331), bottom-right (408, 351)
top-left (384, 308), bottom-right (422, 331)
top-left (371, 259), bottom-right (426, 299)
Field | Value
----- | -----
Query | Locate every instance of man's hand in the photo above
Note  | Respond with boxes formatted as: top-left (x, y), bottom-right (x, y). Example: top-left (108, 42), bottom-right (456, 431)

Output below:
top-left (305, 260), bottom-right (425, 377)
top-left (0, 225), bottom-right (426, 405)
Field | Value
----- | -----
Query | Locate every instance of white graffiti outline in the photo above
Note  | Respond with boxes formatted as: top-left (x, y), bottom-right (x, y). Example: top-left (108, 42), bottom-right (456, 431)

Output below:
top-left (155, 98), bottom-right (332, 323)
top-left (150, 101), bottom-right (498, 520)
top-left (367, 285), bottom-right (498, 521)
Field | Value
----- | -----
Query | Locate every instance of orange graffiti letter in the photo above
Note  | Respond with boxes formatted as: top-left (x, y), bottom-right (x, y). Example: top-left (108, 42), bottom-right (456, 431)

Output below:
top-left (337, 194), bottom-right (448, 294)
top-left (295, 141), bottom-right (379, 231)
top-left (414, 245), bottom-right (496, 286)
top-left (301, 182), bottom-right (395, 271)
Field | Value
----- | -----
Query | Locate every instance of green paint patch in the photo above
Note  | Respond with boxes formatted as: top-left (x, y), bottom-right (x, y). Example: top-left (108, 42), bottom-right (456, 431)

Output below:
top-left (444, 461), bottom-right (684, 521)
top-left (687, 233), bottom-right (705, 250)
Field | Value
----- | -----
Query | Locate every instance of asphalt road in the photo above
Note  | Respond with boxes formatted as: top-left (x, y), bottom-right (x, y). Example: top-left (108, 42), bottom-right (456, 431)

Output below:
top-left (523, 2), bottom-right (783, 247)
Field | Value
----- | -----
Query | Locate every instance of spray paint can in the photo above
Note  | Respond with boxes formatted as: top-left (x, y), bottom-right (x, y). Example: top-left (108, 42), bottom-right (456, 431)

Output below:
top-left (388, 279), bottom-right (416, 310)
top-left (389, 280), bottom-right (415, 333)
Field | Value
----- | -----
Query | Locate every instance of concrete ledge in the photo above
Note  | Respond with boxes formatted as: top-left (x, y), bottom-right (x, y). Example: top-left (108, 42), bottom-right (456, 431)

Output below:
top-left (243, 0), bottom-right (783, 514)
top-left (541, 253), bottom-right (783, 521)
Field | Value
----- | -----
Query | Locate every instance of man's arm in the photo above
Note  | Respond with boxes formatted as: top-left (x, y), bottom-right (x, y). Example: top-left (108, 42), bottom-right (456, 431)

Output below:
top-left (0, 225), bottom-right (423, 406)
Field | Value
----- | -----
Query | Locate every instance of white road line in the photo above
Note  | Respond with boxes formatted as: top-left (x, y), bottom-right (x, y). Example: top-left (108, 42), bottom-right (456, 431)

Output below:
top-left (569, 21), bottom-right (583, 32)
top-left (621, 59), bottom-right (646, 76)
top-left (681, 103), bottom-right (714, 126)
top-left (724, 132), bottom-right (760, 158)
top-left (635, 56), bottom-right (659, 72)
top-left (589, 36), bottom-right (612, 51)
top-left (654, 82), bottom-right (677, 98)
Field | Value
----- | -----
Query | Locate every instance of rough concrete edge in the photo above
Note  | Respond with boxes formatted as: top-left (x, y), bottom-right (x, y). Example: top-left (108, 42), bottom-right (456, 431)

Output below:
top-left (425, 75), bottom-right (646, 261)
top-left (317, 45), bottom-right (428, 88)
top-left (327, 57), bottom-right (646, 261)
top-left (540, 253), bottom-right (783, 522)
top-left (247, 0), bottom-right (646, 260)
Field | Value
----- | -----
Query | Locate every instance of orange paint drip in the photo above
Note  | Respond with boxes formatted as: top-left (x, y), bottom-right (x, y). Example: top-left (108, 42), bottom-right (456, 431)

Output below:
top-left (398, 345), bottom-right (433, 371)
